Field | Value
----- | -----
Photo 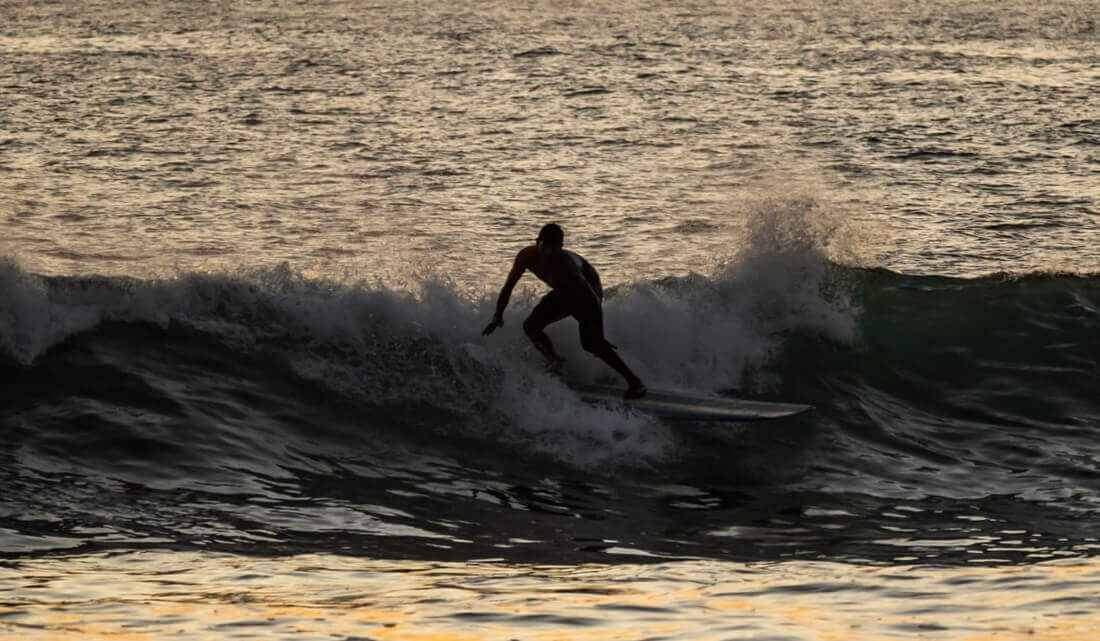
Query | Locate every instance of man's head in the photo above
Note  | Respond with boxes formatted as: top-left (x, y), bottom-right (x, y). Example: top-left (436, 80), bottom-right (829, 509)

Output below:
top-left (537, 223), bottom-right (564, 255)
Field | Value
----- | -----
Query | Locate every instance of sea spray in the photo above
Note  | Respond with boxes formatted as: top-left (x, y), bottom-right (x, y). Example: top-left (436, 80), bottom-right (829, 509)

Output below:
top-left (0, 257), bottom-right (106, 365)
top-left (593, 192), bottom-right (865, 394)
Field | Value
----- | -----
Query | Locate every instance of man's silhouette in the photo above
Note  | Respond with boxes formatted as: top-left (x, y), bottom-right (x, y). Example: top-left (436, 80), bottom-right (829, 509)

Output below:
top-left (483, 223), bottom-right (647, 399)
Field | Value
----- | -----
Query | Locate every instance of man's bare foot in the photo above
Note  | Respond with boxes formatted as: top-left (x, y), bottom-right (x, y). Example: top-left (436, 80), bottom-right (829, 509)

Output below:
top-left (623, 381), bottom-right (647, 400)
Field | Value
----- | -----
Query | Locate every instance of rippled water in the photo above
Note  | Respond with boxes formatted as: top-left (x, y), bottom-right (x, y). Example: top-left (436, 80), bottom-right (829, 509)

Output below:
top-left (4, 553), bottom-right (1100, 640)
top-left (3, 0), bottom-right (1100, 639)
top-left (2, 0), bottom-right (1098, 281)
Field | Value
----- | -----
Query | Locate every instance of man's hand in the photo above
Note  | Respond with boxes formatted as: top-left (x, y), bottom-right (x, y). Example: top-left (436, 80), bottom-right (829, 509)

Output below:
top-left (482, 314), bottom-right (503, 336)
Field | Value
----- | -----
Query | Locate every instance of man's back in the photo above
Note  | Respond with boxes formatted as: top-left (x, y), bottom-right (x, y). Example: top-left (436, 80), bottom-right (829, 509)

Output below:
top-left (519, 246), bottom-right (601, 301)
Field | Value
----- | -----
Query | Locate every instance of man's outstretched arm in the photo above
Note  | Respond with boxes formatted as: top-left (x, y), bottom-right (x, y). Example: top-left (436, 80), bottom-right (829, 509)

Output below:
top-left (482, 252), bottom-right (527, 336)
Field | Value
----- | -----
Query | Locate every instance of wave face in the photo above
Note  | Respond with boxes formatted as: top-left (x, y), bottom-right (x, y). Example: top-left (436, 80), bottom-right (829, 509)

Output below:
top-left (2, 255), bottom-right (1099, 564)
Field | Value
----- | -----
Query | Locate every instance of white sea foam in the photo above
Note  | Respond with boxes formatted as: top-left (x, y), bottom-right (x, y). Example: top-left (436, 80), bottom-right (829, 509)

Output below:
top-left (0, 257), bottom-right (105, 365)
top-left (0, 194), bottom-right (860, 468)
top-left (589, 191), bottom-right (861, 393)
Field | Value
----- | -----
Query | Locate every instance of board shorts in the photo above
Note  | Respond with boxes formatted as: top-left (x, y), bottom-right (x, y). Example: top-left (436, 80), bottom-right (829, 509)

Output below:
top-left (526, 290), bottom-right (612, 353)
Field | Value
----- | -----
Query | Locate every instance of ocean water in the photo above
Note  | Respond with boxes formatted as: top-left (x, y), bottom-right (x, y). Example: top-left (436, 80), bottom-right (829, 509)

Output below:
top-left (2, 0), bottom-right (1099, 639)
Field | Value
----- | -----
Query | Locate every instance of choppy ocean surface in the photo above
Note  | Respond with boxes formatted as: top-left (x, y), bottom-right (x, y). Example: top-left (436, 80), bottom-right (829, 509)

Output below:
top-left (2, 1), bottom-right (1099, 639)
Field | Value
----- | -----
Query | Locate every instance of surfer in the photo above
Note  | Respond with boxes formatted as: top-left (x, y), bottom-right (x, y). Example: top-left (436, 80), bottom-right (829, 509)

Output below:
top-left (482, 223), bottom-right (647, 399)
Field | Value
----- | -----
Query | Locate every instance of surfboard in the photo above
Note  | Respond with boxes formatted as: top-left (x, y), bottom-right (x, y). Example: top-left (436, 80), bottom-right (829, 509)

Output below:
top-left (572, 383), bottom-right (813, 422)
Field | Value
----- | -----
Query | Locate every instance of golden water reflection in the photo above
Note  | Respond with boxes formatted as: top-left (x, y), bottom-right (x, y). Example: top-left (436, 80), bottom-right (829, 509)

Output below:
top-left (2, 552), bottom-right (1098, 640)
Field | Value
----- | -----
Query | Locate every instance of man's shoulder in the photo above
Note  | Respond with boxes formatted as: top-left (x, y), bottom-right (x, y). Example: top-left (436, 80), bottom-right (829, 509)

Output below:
top-left (512, 245), bottom-right (538, 268)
